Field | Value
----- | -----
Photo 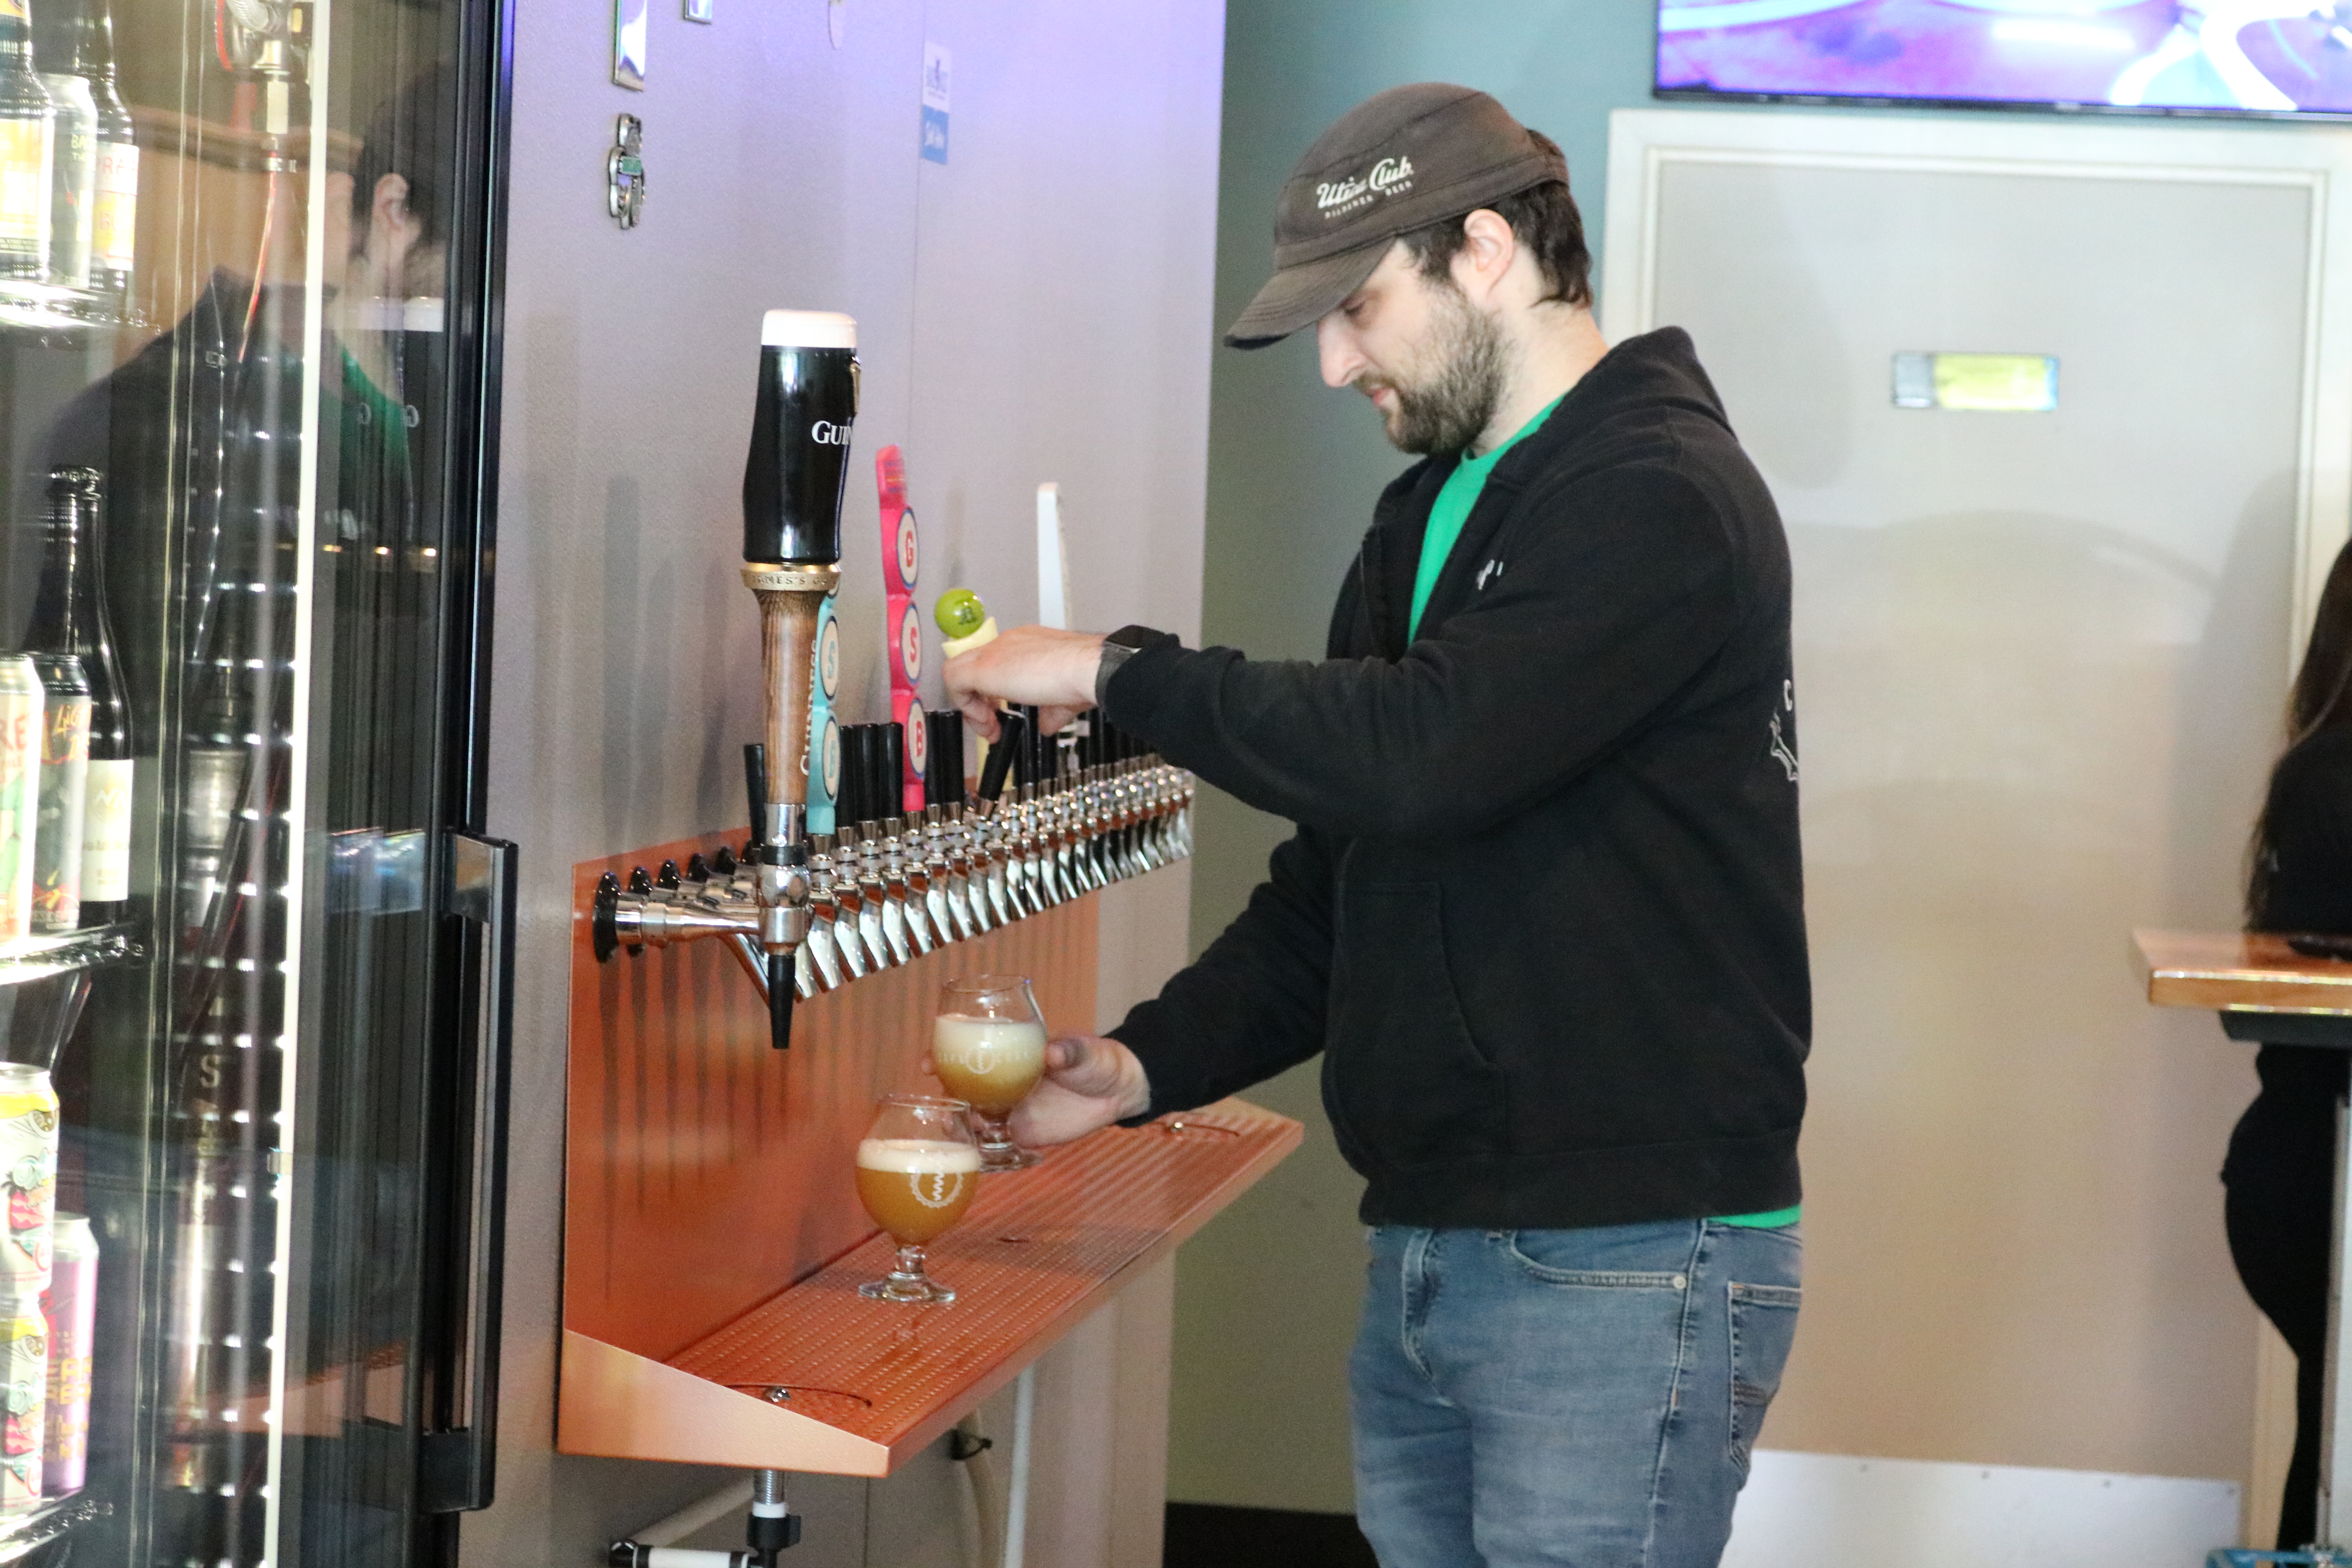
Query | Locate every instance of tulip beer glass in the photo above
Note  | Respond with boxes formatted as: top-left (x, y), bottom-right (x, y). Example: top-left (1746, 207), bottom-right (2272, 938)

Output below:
top-left (931, 975), bottom-right (1047, 1172)
top-left (855, 1094), bottom-right (981, 1303)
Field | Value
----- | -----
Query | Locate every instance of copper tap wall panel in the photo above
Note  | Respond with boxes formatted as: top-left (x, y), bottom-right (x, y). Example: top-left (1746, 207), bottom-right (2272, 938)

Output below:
top-left (2136, 928), bottom-right (2352, 1013)
top-left (561, 830), bottom-right (1302, 1475)
top-left (565, 831), bottom-right (1103, 1361)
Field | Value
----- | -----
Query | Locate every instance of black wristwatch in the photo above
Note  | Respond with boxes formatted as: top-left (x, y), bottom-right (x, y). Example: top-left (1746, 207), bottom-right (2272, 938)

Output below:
top-left (1096, 624), bottom-right (1165, 708)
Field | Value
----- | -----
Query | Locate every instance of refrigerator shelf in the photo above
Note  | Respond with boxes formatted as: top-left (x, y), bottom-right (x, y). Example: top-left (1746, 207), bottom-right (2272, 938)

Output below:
top-left (0, 924), bottom-right (140, 990)
top-left (560, 829), bottom-right (1302, 1476)
top-left (0, 1490), bottom-right (111, 1565)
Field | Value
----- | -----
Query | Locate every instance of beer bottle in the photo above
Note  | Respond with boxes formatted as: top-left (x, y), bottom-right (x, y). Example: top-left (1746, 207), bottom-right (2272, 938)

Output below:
top-left (23, 470), bottom-right (130, 924)
top-left (0, 0), bottom-right (51, 283)
top-left (73, 0), bottom-right (125, 303)
top-left (30, 0), bottom-right (89, 288)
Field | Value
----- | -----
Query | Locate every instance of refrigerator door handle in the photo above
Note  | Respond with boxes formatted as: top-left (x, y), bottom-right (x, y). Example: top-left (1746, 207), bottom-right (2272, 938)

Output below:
top-left (422, 830), bottom-right (518, 1513)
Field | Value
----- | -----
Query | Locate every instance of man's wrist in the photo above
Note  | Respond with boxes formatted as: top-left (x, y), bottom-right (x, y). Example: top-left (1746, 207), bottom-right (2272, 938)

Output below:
top-left (1120, 1056), bottom-right (1153, 1121)
top-left (1095, 624), bottom-right (1165, 709)
top-left (1101, 1033), bottom-right (1156, 1125)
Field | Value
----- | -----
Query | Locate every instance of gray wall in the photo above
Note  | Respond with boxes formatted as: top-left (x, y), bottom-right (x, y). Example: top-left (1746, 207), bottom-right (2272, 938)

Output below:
top-left (1167, 0), bottom-right (1666, 1514)
top-left (470, 0), bottom-right (1225, 1562)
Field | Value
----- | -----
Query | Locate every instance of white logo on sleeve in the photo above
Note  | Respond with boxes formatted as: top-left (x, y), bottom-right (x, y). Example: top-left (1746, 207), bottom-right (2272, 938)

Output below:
top-left (1475, 558), bottom-right (1505, 590)
top-left (1768, 679), bottom-right (1798, 781)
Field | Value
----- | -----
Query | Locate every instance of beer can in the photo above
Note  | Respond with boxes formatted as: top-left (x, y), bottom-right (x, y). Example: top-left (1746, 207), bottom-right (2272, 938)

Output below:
top-left (27, 655), bottom-right (87, 936)
top-left (40, 1214), bottom-right (92, 1496)
top-left (0, 1067), bottom-right (57, 1298)
top-left (0, 657), bottom-right (42, 944)
top-left (0, 1313), bottom-right (45, 1509)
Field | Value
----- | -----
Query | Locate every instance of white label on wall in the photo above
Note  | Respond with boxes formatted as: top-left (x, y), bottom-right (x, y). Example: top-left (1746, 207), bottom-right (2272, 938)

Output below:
top-left (923, 42), bottom-right (951, 111)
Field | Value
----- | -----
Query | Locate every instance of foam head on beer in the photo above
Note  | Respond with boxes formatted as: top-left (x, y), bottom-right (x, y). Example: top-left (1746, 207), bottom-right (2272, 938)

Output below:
top-left (743, 309), bottom-right (858, 566)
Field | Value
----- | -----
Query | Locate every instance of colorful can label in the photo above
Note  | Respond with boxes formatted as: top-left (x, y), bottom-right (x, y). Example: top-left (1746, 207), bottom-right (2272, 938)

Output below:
top-left (0, 1314), bottom-right (45, 1509)
top-left (31, 679), bottom-right (87, 935)
top-left (0, 1068), bottom-right (58, 1298)
top-left (0, 658), bottom-right (43, 944)
top-left (40, 1214), bottom-right (92, 1496)
top-left (91, 141), bottom-right (134, 272)
top-left (0, 114), bottom-right (49, 255)
top-left (78, 757), bottom-right (129, 906)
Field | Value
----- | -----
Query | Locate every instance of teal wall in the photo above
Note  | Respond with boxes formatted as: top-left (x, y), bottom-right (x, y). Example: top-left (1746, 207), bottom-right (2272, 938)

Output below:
top-left (1167, 0), bottom-right (1670, 1515)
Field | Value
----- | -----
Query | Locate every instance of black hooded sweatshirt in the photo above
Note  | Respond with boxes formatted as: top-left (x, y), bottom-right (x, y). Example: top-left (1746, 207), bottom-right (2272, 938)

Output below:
top-left (1100, 326), bottom-right (1811, 1229)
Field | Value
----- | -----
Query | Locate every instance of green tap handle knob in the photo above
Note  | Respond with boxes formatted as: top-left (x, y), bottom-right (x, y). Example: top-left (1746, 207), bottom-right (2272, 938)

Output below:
top-left (935, 588), bottom-right (987, 639)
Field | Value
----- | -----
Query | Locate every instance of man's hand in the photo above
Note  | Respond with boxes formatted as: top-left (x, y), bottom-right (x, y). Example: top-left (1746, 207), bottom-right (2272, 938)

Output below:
top-left (942, 624), bottom-right (1105, 741)
top-left (1006, 1034), bottom-right (1151, 1147)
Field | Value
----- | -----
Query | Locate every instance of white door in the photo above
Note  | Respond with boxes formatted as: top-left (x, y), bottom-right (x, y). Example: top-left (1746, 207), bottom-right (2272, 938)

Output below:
top-left (1603, 108), bottom-right (2352, 1508)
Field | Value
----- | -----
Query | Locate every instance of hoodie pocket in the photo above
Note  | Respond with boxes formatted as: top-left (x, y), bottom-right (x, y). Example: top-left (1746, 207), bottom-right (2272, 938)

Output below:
top-left (1327, 882), bottom-right (1506, 1170)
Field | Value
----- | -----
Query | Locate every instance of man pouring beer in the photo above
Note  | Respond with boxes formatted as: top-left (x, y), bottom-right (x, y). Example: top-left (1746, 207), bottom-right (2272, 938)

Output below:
top-left (944, 84), bottom-right (1809, 1568)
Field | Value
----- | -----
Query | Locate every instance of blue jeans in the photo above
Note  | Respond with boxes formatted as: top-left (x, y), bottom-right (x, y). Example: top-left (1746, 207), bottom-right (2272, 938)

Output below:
top-left (1350, 1220), bottom-right (1803, 1568)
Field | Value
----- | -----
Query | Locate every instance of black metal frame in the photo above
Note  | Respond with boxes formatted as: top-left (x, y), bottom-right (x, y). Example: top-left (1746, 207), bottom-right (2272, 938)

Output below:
top-left (412, 0), bottom-right (517, 1548)
top-left (1655, 82), bottom-right (2352, 123)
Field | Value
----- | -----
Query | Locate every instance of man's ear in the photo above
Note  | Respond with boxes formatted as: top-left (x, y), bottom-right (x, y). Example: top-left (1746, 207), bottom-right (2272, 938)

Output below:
top-left (369, 172), bottom-right (420, 250)
top-left (1452, 209), bottom-right (1517, 305)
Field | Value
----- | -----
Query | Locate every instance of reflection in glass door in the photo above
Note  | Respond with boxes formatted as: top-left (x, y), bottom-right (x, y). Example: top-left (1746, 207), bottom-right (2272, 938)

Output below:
top-left (0, 0), bottom-right (511, 1555)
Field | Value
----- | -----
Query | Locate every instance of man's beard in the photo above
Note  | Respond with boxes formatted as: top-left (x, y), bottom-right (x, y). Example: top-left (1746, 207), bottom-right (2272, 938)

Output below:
top-left (1365, 281), bottom-right (1505, 456)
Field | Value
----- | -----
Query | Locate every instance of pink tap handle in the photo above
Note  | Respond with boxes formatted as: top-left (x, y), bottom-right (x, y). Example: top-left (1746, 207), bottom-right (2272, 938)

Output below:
top-left (877, 446), bottom-right (925, 811)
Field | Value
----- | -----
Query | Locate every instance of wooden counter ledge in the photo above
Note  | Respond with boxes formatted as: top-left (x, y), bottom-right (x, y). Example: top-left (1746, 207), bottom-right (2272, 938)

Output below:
top-left (2134, 928), bottom-right (2352, 1015)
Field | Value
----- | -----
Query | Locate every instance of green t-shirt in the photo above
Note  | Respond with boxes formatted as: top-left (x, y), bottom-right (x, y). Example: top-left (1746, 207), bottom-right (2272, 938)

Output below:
top-left (1406, 395), bottom-right (1562, 641)
top-left (1405, 395), bottom-right (1799, 1234)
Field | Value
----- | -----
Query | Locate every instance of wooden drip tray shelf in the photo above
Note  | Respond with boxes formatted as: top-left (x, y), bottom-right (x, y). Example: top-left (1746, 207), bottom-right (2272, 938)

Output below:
top-left (559, 828), bottom-right (1302, 1478)
top-left (560, 1097), bottom-right (1300, 1477)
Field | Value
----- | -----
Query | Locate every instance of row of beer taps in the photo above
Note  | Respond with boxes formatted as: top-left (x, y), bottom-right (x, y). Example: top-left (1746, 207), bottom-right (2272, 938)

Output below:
top-left (589, 706), bottom-right (1195, 1024)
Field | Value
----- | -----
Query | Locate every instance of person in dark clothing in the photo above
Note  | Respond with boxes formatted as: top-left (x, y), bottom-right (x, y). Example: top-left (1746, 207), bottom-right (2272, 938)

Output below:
top-left (945, 85), bottom-right (1808, 1568)
top-left (2228, 537), bottom-right (2352, 1551)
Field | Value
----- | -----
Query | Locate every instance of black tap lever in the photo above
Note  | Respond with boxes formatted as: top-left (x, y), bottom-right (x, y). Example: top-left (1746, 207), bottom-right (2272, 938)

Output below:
top-left (744, 742), bottom-right (772, 853)
top-left (979, 709), bottom-right (1024, 807)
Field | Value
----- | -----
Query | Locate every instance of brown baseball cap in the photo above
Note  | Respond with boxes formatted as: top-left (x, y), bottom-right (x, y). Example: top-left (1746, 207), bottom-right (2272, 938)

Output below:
top-left (1224, 83), bottom-right (1569, 350)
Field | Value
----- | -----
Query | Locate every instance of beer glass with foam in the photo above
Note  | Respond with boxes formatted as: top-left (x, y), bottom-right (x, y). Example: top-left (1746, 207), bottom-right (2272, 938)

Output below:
top-left (931, 975), bottom-right (1047, 1172)
top-left (855, 1094), bottom-right (980, 1303)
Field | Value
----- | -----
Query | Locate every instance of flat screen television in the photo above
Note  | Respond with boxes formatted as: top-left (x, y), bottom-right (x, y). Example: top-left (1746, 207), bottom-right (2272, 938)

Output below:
top-left (1656, 0), bottom-right (2352, 118)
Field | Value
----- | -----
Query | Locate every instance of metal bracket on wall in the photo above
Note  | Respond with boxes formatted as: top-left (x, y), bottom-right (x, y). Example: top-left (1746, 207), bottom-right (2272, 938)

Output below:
top-left (608, 114), bottom-right (646, 229)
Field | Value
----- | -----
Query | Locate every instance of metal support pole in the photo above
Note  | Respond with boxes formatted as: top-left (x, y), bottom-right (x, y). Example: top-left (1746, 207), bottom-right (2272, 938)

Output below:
top-left (2325, 1091), bottom-right (2352, 1548)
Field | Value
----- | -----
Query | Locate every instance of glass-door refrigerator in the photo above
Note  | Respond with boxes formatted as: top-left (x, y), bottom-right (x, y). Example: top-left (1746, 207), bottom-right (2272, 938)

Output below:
top-left (0, 0), bottom-right (514, 1555)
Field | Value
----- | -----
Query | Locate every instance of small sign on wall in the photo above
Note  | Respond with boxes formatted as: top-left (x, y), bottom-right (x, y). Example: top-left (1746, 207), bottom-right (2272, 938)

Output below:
top-left (1891, 351), bottom-right (2058, 412)
top-left (922, 42), bottom-right (951, 164)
